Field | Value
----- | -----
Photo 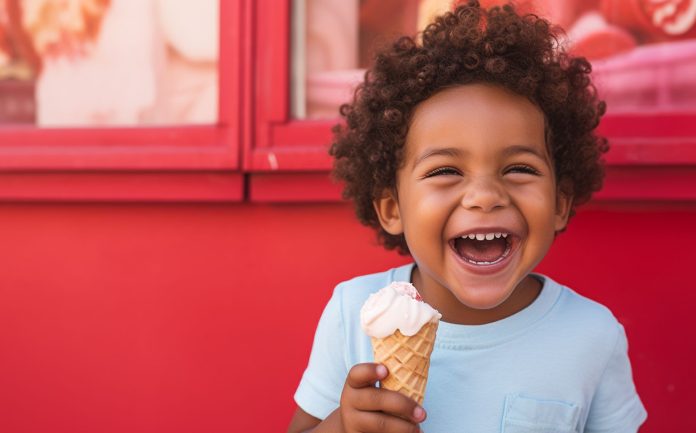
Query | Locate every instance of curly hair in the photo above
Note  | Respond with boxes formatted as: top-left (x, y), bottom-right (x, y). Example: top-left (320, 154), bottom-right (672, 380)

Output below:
top-left (329, 0), bottom-right (608, 255)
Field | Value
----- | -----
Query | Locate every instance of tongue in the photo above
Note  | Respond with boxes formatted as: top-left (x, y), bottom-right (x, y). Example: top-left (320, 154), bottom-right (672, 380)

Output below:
top-left (455, 237), bottom-right (507, 263)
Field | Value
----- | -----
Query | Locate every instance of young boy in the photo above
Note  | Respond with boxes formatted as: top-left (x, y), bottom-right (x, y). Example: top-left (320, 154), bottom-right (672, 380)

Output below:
top-left (288, 2), bottom-right (647, 432)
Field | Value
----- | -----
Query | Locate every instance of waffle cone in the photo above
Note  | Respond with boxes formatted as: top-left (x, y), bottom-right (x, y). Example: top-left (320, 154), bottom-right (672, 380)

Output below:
top-left (371, 321), bottom-right (438, 405)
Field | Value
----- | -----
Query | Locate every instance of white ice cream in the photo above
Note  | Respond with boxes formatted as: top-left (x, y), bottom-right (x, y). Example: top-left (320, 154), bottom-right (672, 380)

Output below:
top-left (360, 281), bottom-right (441, 338)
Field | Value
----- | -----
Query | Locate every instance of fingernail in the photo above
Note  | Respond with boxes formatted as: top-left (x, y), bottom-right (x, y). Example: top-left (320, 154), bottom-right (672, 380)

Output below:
top-left (413, 405), bottom-right (425, 422)
top-left (376, 364), bottom-right (388, 378)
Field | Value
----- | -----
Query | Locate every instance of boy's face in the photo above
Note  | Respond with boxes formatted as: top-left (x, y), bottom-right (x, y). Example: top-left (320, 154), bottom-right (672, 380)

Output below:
top-left (374, 84), bottom-right (572, 324)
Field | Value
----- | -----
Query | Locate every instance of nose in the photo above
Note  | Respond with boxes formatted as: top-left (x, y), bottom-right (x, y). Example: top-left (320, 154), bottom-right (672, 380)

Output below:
top-left (460, 175), bottom-right (510, 212)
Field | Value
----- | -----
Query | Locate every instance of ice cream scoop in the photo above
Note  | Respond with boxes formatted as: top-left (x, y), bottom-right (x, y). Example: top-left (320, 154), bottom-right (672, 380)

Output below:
top-left (360, 281), bottom-right (441, 338)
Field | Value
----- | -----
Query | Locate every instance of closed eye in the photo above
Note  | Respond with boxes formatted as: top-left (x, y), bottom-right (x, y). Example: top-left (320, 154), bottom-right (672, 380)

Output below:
top-left (424, 167), bottom-right (461, 178)
top-left (505, 164), bottom-right (541, 175)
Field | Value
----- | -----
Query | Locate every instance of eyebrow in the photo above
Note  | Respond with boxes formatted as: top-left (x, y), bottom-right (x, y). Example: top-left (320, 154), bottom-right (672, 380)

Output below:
top-left (413, 147), bottom-right (463, 167)
top-left (502, 144), bottom-right (548, 160)
top-left (412, 144), bottom-right (547, 167)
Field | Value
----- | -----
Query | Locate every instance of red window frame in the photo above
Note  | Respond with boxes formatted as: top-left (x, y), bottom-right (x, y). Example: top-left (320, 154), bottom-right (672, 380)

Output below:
top-left (248, 0), bottom-right (696, 203)
top-left (3, 1), bottom-right (693, 203)
top-left (0, 1), bottom-right (244, 202)
top-left (246, 0), bottom-right (340, 203)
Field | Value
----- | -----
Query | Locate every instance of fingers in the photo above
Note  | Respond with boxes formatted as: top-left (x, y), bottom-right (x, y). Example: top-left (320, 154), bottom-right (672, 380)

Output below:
top-left (345, 363), bottom-right (388, 389)
top-left (351, 410), bottom-right (424, 433)
top-left (353, 386), bottom-right (426, 423)
top-left (342, 363), bottom-right (427, 433)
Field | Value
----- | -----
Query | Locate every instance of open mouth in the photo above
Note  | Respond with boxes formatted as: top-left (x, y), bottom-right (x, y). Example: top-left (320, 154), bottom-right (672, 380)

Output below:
top-left (451, 232), bottom-right (513, 266)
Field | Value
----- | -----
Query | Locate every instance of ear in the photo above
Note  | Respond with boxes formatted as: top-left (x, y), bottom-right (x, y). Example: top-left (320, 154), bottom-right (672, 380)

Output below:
top-left (373, 189), bottom-right (404, 235)
top-left (554, 187), bottom-right (573, 232)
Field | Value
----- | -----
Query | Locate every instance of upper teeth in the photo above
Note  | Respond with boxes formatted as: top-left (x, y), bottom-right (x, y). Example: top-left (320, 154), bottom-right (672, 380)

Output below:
top-left (463, 232), bottom-right (508, 240)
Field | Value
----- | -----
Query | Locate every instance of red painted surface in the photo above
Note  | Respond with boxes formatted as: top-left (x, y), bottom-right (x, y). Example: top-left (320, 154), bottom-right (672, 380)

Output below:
top-left (0, 126), bottom-right (239, 170)
top-left (0, 202), bottom-right (694, 433)
top-left (0, 172), bottom-right (244, 202)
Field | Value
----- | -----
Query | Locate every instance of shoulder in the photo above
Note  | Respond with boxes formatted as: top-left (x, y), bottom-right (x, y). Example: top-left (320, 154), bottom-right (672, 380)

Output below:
top-left (542, 276), bottom-right (626, 357)
top-left (332, 263), bottom-right (414, 316)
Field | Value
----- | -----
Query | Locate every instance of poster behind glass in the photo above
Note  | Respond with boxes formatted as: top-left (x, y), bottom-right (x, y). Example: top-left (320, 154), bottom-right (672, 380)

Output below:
top-left (297, 0), bottom-right (696, 119)
top-left (0, 0), bottom-right (219, 127)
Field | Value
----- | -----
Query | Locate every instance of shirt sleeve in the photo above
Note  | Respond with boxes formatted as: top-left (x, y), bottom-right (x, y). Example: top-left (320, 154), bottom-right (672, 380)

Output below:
top-left (293, 284), bottom-right (349, 420)
top-left (584, 324), bottom-right (647, 433)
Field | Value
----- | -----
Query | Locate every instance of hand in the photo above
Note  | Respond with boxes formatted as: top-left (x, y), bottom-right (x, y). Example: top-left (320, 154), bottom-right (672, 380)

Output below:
top-left (340, 363), bottom-right (426, 433)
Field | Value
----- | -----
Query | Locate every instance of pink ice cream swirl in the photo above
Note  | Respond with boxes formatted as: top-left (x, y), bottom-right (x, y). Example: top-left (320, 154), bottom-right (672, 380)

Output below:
top-left (360, 282), bottom-right (441, 338)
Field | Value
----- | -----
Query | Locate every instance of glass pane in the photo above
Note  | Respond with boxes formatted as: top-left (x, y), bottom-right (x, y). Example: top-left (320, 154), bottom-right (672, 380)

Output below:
top-left (294, 0), bottom-right (696, 119)
top-left (293, 0), bottom-right (422, 119)
top-left (0, 0), bottom-right (219, 127)
top-left (565, 0), bottom-right (696, 114)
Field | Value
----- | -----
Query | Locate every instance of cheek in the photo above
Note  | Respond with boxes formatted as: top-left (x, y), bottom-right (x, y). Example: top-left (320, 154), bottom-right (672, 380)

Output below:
top-left (400, 189), bottom-right (454, 247)
top-left (411, 187), bottom-right (456, 216)
top-left (512, 184), bottom-right (559, 224)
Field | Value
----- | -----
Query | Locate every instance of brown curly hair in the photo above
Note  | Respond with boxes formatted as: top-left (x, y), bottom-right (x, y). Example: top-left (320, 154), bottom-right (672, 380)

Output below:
top-left (330, 0), bottom-right (608, 255)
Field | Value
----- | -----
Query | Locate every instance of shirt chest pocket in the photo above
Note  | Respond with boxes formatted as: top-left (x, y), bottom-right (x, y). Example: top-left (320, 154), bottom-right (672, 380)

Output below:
top-left (502, 394), bottom-right (581, 433)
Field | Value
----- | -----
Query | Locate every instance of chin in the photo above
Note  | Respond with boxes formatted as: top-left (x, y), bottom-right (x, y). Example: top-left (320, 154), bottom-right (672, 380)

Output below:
top-left (451, 285), bottom-right (515, 311)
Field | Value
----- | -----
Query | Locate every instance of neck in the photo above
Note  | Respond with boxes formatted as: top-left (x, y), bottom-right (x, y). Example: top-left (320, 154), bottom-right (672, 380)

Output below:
top-left (412, 268), bottom-right (542, 325)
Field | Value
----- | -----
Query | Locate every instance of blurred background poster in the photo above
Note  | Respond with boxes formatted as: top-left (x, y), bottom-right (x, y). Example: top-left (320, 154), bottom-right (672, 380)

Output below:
top-left (0, 0), bottom-right (218, 127)
top-left (296, 0), bottom-right (696, 119)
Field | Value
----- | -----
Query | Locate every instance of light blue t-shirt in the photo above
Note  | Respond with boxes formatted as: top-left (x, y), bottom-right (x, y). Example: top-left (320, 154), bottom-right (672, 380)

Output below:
top-left (294, 263), bottom-right (647, 432)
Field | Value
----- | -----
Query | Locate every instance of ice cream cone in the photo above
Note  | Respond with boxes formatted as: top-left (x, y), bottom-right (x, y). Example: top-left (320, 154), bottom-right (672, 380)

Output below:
top-left (361, 281), bottom-right (441, 404)
top-left (371, 320), bottom-right (438, 405)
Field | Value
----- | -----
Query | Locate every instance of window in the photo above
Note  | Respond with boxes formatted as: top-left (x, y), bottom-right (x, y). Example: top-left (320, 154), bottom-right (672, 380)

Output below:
top-left (1, 0), bottom-right (693, 202)
top-left (248, 0), bottom-right (696, 202)
top-left (0, 0), bottom-right (243, 201)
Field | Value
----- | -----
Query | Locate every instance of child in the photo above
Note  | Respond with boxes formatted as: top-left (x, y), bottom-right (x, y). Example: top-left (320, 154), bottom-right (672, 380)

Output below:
top-left (288, 2), bottom-right (647, 432)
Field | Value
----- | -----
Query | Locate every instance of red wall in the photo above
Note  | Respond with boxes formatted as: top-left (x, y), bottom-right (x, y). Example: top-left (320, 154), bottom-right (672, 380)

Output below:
top-left (0, 202), bottom-right (694, 432)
